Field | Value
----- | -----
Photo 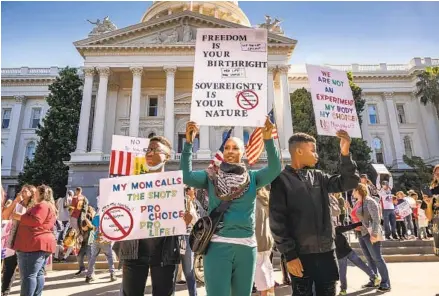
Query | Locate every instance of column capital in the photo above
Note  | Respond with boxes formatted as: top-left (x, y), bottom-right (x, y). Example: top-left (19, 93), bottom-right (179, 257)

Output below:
top-left (268, 65), bottom-right (277, 74)
top-left (83, 67), bottom-right (95, 77)
top-left (164, 66), bottom-right (177, 75)
top-left (108, 83), bottom-right (120, 91)
top-left (130, 66), bottom-right (143, 77)
top-left (277, 65), bottom-right (290, 74)
top-left (14, 95), bottom-right (26, 104)
top-left (97, 67), bottom-right (111, 78)
top-left (383, 92), bottom-right (394, 100)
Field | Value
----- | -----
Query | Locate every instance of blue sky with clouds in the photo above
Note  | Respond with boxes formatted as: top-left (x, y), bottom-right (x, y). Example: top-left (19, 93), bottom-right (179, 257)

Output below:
top-left (2, 1), bottom-right (438, 68)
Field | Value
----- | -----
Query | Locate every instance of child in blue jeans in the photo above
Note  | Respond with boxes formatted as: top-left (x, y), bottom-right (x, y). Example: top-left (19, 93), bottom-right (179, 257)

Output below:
top-left (335, 222), bottom-right (380, 295)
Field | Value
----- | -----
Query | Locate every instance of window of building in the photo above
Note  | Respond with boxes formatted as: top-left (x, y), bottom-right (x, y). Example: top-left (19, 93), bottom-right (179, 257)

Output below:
top-left (148, 132), bottom-right (156, 139)
top-left (396, 104), bottom-right (406, 124)
top-left (25, 141), bottom-right (36, 161)
top-left (147, 97), bottom-right (158, 117)
top-left (368, 105), bottom-right (378, 124)
top-left (30, 108), bottom-right (42, 129)
top-left (244, 130), bottom-right (250, 146)
top-left (372, 137), bottom-right (384, 164)
top-left (403, 136), bottom-right (413, 158)
top-left (178, 133), bottom-right (199, 153)
top-left (2, 109), bottom-right (11, 129)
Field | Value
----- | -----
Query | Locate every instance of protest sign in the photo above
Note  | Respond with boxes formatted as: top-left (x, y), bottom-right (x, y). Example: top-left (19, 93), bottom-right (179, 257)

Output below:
top-left (98, 171), bottom-right (187, 241)
top-left (395, 201), bottom-right (412, 218)
top-left (110, 135), bottom-right (149, 176)
top-left (191, 28), bottom-right (268, 127)
top-left (372, 164), bottom-right (391, 175)
top-left (1, 220), bottom-right (15, 259)
top-left (306, 64), bottom-right (362, 138)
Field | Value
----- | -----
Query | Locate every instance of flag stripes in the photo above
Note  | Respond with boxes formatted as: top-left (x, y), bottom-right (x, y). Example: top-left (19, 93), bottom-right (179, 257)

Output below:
top-left (109, 150), bottom-right (133, 176)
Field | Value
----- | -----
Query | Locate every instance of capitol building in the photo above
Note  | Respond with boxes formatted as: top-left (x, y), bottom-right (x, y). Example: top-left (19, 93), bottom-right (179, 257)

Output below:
top-left (2, 1), bottom-right (439, 201)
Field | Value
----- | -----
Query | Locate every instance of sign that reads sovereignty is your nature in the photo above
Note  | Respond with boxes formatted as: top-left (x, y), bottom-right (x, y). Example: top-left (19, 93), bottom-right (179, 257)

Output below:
top-left (98, 171), bottom-right (187, 241)
top-left (306, 64), bottom-right (362, 138)
top-left (191, 28), bottom-right (268, 127)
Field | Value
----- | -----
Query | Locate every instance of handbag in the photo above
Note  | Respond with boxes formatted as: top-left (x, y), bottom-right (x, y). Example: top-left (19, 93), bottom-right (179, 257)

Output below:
top-left (189, 200), bottom-right (232, 255)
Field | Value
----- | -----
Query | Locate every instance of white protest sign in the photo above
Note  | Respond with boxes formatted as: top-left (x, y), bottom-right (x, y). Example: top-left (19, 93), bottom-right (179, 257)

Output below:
top-left (191, 28), bottom-right (268, 127)
top-left (372, 164), bottom-right (391, 175)
top-left (395, 201), bottom-right (412, 218)
top-left (306, 64), bottom-right (362, 138)
top-left (110, 135), bottom-right (150, 176)
top-left (98, 171), bottom-right (187, 241)
top-left (1, 220), bottom-right (15, 259)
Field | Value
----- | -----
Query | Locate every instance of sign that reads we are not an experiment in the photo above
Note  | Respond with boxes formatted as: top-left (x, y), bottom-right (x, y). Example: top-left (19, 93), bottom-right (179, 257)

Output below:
top-left (306, 65), bottom-right (362, 138)
top-left (191, 28), bottom-right (268, 127)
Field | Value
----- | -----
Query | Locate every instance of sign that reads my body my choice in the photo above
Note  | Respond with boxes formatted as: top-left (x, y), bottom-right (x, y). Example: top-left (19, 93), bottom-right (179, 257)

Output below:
top-left (98, 171), bottom-right (187, 241)
top-left (306, 64), bottom-right (362, 138)
top-left (191, 28), bottom-right (268, 127)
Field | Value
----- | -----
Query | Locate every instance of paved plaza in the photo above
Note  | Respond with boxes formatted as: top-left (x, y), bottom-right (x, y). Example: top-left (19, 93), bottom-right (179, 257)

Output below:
top-left (7, 262), bottom-right (439, 296)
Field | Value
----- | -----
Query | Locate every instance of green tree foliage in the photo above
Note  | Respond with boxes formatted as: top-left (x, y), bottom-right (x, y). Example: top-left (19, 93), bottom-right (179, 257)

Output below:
top-left (416, 66), bottom-right (439, 120)
top-left (290, 72), bottom-right (372, 174)
top-left (18, 67), bottom-right (83, 197)
top-left (396, 155), bottom-right (433, 192)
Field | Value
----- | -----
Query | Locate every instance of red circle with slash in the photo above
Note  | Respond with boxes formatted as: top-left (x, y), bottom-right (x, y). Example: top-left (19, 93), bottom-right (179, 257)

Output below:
top-left (100, 206), bottom-right (134, 241)
top-left (236, 90), bottom-right (259, 110)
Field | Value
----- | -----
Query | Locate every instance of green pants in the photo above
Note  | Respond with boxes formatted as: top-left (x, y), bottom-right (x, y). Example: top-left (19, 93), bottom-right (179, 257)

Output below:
top-left (204, 242), bottom-right (257, 296)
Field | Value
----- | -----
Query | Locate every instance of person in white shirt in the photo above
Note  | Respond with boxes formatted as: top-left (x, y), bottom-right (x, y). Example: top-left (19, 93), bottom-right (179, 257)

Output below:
top-left (56, 190), bottom-right (73, 246)
top-left (376, 175), bottom-right (398, 240)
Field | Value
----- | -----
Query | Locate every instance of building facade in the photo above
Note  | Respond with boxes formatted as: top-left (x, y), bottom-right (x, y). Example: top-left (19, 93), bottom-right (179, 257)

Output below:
top-left (2, 1), bottom-right (439, 202)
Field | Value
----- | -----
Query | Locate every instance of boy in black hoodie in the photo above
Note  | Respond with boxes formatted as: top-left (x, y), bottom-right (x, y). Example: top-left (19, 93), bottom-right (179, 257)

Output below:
top-left (335, 222), bottom-right (379, 295)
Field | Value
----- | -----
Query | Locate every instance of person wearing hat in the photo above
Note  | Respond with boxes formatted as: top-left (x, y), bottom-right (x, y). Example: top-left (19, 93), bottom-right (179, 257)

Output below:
top-left (376, 175), bottom-right (398, 240)
top-left (55, 190), bottom-right (74, 246)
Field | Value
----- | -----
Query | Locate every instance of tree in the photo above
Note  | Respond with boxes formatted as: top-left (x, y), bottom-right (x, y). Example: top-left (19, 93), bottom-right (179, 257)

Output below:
top-left (416, 66), bottom-right (439, 120)
top-left (396, 155), bottom-right (433, 192)
top-left (290, 72), bottom-right (372, 174)
top-left (18, 67), bottom-right (83, 197)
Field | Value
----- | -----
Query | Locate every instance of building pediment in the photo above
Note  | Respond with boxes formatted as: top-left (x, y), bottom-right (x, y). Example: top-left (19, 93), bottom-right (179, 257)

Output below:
top-left (74, 11), bottom-right (296, 56)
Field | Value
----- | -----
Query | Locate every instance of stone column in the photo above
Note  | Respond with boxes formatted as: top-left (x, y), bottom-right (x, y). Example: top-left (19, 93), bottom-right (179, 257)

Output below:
top-left (267, 66), bottom-right (276, 111)
top-left (417, 93), bottom-right (439, 161)
top-left (75, 67), bottom-right (95, 153)
top-left (197, 126), bottom-right (211, 159)
top-left (279, 65), bottom-right (293, 157)
top-left (383, 92), bottom-right (404, 167)
top-left (2, 96), bottom-right (26, 175)
top-left (129, 67), bottom-right (143, 137)
top-left (104, 83), bottom-right (119, 153)
top-left (233, 126), bottom-right (244, 139)
top-left (91, 67), bottom-right (110, 153)
top-left (164, 66), bottom-right (176, 150)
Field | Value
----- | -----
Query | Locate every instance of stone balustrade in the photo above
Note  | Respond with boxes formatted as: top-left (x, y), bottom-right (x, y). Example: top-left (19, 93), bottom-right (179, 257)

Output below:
top-left (1, 67), bottom-right (60, 76)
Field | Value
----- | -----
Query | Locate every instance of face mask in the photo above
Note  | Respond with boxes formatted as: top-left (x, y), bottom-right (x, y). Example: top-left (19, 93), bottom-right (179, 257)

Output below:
top-left (145, 161), bottom-right (165, 172)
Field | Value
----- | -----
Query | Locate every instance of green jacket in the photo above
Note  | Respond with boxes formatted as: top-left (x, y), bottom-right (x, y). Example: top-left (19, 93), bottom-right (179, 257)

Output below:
top-left (180, 139), bottom-right (281, 238)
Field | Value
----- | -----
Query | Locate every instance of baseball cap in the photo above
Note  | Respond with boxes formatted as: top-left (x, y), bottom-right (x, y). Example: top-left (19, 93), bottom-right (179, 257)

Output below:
top-left (382, 181), bottom-right (389, 186)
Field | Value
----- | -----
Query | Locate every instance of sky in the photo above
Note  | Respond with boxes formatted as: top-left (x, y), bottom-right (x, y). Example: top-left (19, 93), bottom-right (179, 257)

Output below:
top-left (1, 1), bottom-right (439, 68)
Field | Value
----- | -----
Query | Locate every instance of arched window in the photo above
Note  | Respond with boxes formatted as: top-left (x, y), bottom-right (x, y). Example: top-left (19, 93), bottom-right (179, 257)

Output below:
top-left (403, 136), bottom-right (413, 158)
top-left (243, 130), bottom-right (250, 146)
top-left (148, 132), bottom-right (156, 139)
top-left (372, 137), bottom-right (384, 164)
top-left (25, 141), bottom-right (36, 161)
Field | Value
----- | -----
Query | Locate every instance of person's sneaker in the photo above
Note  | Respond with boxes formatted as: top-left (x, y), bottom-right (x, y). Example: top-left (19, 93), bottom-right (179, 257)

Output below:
top-left (74, 269), bottom-right (85, 277)
top-left (176, 280), bottom-right (186, 285)
top-left (377, 286), bottom-right (391, 293)
top-left (85, 276), bottom-right (95, 283)
top-left (110, 274), bottom-right (117, 282)
top-left (362, 281), bottom-right (378, 288)
top-left (374, 275), bottom-right (381, 287)
top-left (338, 290), bottom-right (347, 295)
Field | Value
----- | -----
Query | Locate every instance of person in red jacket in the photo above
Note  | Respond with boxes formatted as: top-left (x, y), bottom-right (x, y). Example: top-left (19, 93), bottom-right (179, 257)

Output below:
top-left (12, 184), bottom-right (56, 296)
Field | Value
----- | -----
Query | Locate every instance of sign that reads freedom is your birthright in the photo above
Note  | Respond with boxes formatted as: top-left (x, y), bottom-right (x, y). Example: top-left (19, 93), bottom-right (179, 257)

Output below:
top-left (98, 171), bottom-right (187, 241)
top-left (191, 28), bottom-right (268, 127)
top-left (306, 64), bottom-right (362, 138)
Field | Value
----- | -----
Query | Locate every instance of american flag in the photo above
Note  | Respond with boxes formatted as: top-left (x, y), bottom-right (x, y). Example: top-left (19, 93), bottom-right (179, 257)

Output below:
top-left (246, 109), bottom-right (278, 166)
top-left (109, 150), bottom-right (134, 176)
top-left (209, 127), bottom-right (234, 168)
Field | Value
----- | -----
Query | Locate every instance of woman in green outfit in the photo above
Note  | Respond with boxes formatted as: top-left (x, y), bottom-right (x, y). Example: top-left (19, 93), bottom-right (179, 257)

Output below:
top-left (181, 117), bottom-right (281, 296)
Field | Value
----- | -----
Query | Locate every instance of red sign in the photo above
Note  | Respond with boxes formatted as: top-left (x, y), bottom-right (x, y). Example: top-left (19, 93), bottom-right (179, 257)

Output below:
top-left (236, 90), bottom-right (259, 110)
top-left (100, 206), bottom-right (134, 241)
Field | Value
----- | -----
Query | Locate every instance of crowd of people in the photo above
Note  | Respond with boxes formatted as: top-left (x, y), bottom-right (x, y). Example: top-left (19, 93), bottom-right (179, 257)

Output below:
top-left (1, 116), bottom-right (439, 296)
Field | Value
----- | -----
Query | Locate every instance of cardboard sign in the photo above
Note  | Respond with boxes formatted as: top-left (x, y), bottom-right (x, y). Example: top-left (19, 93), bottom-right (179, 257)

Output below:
top-left (191, 28), bottom-right (268, 127)
top-left (372, 164), bottom-right (391, 175)
top-left (1, 220), bottom-right (15, 259)
top-left (110, 135), bottom-right (150, 176)
top-left (395, 201), bottom-right (412, 218)
top-left (98, 171), bottom-right (187, 241)
top-left (306, 64), bottom-right (362, 138)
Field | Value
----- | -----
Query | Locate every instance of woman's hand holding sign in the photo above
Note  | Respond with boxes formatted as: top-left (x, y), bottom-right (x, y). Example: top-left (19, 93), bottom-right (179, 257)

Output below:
top-left (186, 121), bottom-right (200, 144)
top-left (336, 130), bottom-right (351, 156)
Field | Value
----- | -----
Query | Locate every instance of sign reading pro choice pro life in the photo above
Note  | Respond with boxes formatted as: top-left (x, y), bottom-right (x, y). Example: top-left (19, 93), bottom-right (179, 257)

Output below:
top-left (191, 28), bottom-right (268, 127)
top-left (306, 65), bottom-right (362, 138)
